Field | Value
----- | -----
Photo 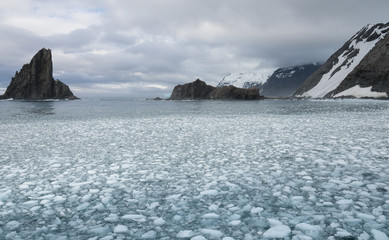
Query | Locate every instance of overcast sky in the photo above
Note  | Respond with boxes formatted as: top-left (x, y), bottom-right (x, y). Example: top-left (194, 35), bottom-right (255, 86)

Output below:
top-left (0, 0), bottom-right (388, 98)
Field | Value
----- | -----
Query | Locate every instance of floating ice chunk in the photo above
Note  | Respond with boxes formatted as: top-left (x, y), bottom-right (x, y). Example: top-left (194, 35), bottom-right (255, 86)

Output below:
top-left (121, 214), bottom-right (146, 222)
top-left (295, 223), bottom-right (323, 238)
top-left (0, 189), bottom-right (12, 201)
top-left (292, 234), bottom-right (313, 240)
top-left (176, 230), bottom-right (196, 238)
top-left (371, 229), bottom-right (389, 240)
top-left (267, 218), bottom-right (283, 227)
top-left (166, 194), bottom-right (181, 201)
top-left (200, 189), bottom-right (218, 196)
top-left (209, 204), bottom-right (219, 211)
top-left (6, 220), bottom-right (20, 230)
top-left (229, 214), bottom-right (241, 221)
top-left (154, 217), bottom-right (165, 226)
top-left (336, 199), bottom-right (353, 205)
top-left (229, 220), bottom-right (241, 226)
top-left (23, 200), bottom-right (39, 207)
top-left (53, 196), bottom-right (66, 204)
top-left (89, 226), bottom-right (110, 236)
top-left (200, 228), bottom-right (224, 238)
top-left (148, 202), bottom-right (160, 209)
top-left (263, 225), bottom-right (291, 238)
top-left (114, 225), bottom-right (129, 234)
top-left (76, 202), bottom-right (90, 211)
top-left (222, 237), bottom-right (234, 240)
top-left (191, 236), bottom-right (207, 240)
top-left (203, 213), bottom-right (219, 219)
top-left (334, 228), bottom-right (352, 238)
top-left (250, 207), bottom-right (264, 215)
top-left (104, 214), bottom-right (119, 222)
top-left (356, 212), bottom-right (376, 221)
top-left (141, 230), bottom-right (157, 239)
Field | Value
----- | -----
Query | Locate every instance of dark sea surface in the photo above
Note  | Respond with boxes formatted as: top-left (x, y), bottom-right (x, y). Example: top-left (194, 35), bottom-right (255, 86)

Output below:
top-left (0, 98), bottom-right (388, 239)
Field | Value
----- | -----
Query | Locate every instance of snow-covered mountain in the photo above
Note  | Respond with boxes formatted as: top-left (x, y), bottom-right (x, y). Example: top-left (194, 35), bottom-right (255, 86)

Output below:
top-left (295, 23), bottom-right (389, 98)
top-left (217, 64), bottom-right (320, 97)
top-left (217, 69), bottom-right (276, 89)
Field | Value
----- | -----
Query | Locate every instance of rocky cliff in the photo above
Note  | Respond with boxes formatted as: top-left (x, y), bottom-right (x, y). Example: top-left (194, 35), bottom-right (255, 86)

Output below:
top-left (0, 48), bottom-right (78, 100)
top-left (169, 79), bottom-right (263, 100)
top-left (295, 23), bottom-right (389, 98)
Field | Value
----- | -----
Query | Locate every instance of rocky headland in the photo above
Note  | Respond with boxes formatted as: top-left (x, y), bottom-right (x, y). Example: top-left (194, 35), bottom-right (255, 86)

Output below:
top-left (0, 48), bottom-right (78, 100)
top-left (169, 79), bottom-right (264, 100)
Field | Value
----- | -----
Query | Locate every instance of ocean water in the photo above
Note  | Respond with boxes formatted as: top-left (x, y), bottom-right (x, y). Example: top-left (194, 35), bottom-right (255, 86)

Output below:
top-left (0, 98), bottom-right (388, 239)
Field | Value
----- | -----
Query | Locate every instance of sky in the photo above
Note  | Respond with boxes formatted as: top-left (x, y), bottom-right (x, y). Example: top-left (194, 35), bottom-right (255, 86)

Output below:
top-left (0, 0), bottom-right (388, 98)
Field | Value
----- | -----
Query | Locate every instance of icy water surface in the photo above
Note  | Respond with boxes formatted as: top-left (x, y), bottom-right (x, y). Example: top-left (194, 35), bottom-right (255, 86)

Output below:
top-left (0, 99), bottom-right (388, 239)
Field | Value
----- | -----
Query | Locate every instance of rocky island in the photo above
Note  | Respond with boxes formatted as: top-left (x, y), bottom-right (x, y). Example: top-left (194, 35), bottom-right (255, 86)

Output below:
top-left (169, 79), bottom-right (263, 100)
top-left (0, 48), bottom-right (78, 100)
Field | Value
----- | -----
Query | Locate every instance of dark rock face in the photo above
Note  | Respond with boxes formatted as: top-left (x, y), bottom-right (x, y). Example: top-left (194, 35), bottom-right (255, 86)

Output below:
top-left (0, 48), bottom-right (78, 100)
top-left (295, 23), bottom-right (389, 98)
top-left (169, 79), bottom-right (263, 100)
top-left (334, 29), bottom-right (389, 96)
top-left (261, 64), bottom-right (321, 97)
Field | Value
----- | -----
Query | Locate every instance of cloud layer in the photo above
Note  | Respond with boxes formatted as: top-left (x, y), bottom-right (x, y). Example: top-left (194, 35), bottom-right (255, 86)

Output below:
top-left (1, 0), bottom-right (388, 97)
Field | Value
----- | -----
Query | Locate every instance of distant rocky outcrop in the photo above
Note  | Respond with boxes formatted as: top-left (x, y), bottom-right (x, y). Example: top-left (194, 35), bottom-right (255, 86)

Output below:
top-left (295, 23), bottom-right (389, 98)
top-left (169, 79), bottom-right (263, 100)
top-left (0, 48), bottom-right (78, 100)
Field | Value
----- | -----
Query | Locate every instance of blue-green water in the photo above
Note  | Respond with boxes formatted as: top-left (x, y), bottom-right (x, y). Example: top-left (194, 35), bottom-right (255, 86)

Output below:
top-left (0, 99), bottom-right (388, 239)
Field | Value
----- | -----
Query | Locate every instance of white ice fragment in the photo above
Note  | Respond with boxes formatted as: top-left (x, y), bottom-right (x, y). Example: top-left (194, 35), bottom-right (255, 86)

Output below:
top-left (191, 236), bottom-right (207, 240)
top-left (76, 202), bottom-right (90, 211)
top-left (154, 217), bottom-right (165, 226)
top-left (200, 228), bottom-right (224, 238)
top-left (371, 229), bottom-right (389, 240)
top-left (22, 200), bottom-right (39, 207)
top-left (0, 189), bottom-right (12, 201)
top-left (263, 225), bottom-right (291, 238)
top-left (356, 212), bottom-right (376, 221)
top-left (200, 189), bottom-right (218, 196)
top-left (267, 218), bottom-right (283, 227)
top-left (53, 196), bottom-right (66, 204)
top-left (203, 213), bottom-right (220, 219)
top-left (334, 228), bottom-right (352, 238)
top-left (336, 199), bottom-right (353, 205)
top-left (114, 225), bottom-right (129, 234)
top-left (104, 214), bottom-right (119, 222)
top-left (6, 220), bottom-right (20, 230)
top-left (250, 207), bottom-right (263, 215)
top-left (222, 237), bottom-right (234, 240)
top-left (166, 194), bottom-right (181, 201)
top-left (176, 230), bottom-right (196, 238)
top-left (209, 204), bottom-right (219, 211)
top-left (89, 226), bottom-right (110, 236)
top-left (148, 202), bottom-right (160, 209)
top-left (292, 234), bottom-right (313, 240)
top-left (141, 230), bottom-right (157, 239)
top-left (229, 220), bottom-right (241, 226)
top-left (295, 223), bottom-right (323, 238)
top-left (121, 214), bottom-right (146, 222)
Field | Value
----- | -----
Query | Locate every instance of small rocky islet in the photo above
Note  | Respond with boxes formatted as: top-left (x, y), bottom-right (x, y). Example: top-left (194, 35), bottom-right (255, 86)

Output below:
top-left (0, 48), bottom-right (78, 100)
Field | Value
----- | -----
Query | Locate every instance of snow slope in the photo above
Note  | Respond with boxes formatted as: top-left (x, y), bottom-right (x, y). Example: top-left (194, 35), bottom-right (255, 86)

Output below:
top-left (217, 69), bottom-right (276, 89)
top-left (299, 23), bottom-right (389, 98)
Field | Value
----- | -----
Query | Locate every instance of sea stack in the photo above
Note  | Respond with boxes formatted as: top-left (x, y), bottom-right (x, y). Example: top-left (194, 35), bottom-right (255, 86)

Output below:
top-left (169, 79), bottom-right (263, 100)
top-left (0, 48), bottom-right (78, 100)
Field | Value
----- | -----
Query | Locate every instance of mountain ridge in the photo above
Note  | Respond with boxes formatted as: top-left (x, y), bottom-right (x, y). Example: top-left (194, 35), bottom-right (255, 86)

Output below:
top-left (295, 23), bottom-right (389, 98)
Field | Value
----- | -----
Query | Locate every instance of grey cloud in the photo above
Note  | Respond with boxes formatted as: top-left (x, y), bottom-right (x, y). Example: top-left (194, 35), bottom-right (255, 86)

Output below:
top-left (1, 0), bottom-right (389, 97)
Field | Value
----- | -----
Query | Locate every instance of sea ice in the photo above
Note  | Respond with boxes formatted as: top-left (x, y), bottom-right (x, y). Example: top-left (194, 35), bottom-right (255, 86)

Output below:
top-left (114, 225), bottom-right (129, 233)
top-left (176, 230), bottom-right (196, 238)
top-left (371, 230), bottom-right (389, 240)
top-left (262, 225), bottom-right (291, 238)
